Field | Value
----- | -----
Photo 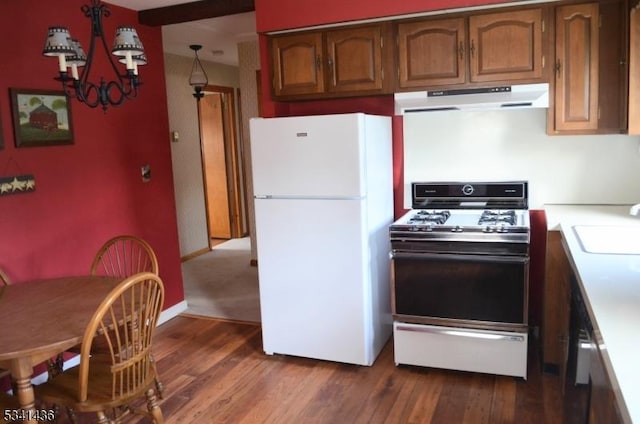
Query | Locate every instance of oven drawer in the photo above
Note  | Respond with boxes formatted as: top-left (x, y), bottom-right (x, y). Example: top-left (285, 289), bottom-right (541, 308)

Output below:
top-left (393, 322), bottom-right (528, 378)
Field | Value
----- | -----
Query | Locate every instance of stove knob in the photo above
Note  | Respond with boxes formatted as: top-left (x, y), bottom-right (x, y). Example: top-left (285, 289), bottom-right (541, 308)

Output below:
top-left (451, 226), bottom-right (463, 233)
top-left (484, 226), bottom-right (493, 233)
top-left (410, 226), bottom-right (419, 232)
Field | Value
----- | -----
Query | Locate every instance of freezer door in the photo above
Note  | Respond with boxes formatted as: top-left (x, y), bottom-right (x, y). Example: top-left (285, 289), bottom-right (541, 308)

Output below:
top-left (250, 114), bottom-right (367, 197)
top-left (254, 197), bottom-right (378, 365)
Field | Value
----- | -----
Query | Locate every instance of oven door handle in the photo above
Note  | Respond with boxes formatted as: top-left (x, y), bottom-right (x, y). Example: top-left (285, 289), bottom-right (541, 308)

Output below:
top-left (396, 324), bottom-right (526, 342)
top-left (390, 251), bottom-right (529, 264)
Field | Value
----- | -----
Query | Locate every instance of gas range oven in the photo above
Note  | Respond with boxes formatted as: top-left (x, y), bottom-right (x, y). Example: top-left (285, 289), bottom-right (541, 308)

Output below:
top-left (390, 181), bottom-right (530, 378)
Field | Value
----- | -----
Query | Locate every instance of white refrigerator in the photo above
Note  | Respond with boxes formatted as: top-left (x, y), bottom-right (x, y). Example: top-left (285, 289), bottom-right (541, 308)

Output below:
top-left (250, 113), bottom-right (393, 366)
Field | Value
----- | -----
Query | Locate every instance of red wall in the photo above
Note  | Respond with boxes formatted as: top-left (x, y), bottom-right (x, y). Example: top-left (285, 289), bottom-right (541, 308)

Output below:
top-left (0, 1), bottom-right (184, 308)
top-left (254, 0), bottom-right (546, 327)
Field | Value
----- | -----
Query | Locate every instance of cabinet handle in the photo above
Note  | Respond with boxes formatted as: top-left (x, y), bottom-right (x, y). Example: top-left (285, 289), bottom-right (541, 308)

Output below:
top-left (328, 56), bottom-right (334, 75)
top-left (458, 41), bottom-right (464, 59)
top-left (470, 39), bottom-right (475, 58)
top-left (555, 59), bottom-right (562, 77)
top-left (316, 55), bottom-right (322, 70)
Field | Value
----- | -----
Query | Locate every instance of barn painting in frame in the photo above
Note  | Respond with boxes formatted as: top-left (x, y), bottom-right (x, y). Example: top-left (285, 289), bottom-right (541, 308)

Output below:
top-left (10, 88), bottom-right (74, 147)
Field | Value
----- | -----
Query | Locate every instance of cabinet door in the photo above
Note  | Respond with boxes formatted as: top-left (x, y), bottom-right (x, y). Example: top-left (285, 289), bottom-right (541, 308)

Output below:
top-left (326, 26), bottom-right (384, 93)
top-left (554, 3), bottom-right (599, 131)
top-left (629, 3), bottom-right (640, 134)
top-left (469, 9), bottom-right (544, 82)
top-left (598, 0), bottom-right (628, 133)
top-left (271, 32), bottom-right (325, 96)
top-left (397, 18), bottom-right (466, 88)
top-left (543, 231), bottom-right (571, 383)
top-left (589, 343), bottom-right (624, 423)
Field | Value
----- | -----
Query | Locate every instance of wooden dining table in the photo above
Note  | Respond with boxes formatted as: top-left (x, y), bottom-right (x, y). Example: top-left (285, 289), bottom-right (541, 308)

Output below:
top-left (0, 276), bottom-right (122, 424)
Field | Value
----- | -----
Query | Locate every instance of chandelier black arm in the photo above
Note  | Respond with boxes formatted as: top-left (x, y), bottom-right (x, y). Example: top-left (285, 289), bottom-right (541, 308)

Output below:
top-left (80, 0), bottom-right (137, 111)
top-left (56, 74), bottom-right (81, 100)
top-left (48, 0), bottom-right (143, 112)
top-left (74, 79), bottom-right (101, 109)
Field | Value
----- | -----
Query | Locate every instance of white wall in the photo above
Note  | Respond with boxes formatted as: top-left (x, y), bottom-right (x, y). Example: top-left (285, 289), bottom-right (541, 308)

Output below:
top-left (163, 53), bottom-right (240, 257)
top-left (403, 108), bottom-right (640, 209)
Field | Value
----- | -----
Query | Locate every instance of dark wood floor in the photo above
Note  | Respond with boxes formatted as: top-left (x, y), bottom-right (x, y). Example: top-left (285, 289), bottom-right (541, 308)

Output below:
top-left (54, 316), bottom-right (588, 423)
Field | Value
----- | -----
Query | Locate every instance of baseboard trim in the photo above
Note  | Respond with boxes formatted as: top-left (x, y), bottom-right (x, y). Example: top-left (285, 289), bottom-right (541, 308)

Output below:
top-left (181, 248), bottom-right (210, 262)
top-left (158, 300), bottom-right (188, 325)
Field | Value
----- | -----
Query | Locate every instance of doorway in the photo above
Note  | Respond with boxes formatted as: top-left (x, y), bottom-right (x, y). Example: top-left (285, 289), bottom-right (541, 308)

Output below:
top-left (198, 85), bottom-right (248, 248)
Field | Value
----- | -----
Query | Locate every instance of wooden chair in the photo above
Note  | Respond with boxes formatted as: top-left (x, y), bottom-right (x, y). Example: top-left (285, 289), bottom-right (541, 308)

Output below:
top-left (50, 235), bottom-right (165, 399)
top-left (90, 235), bottom-right (164, 398)
top-left (0, 268), bottom-right (13, 382)
top-left (35, 272), bottom-right (165, 424)
top-left (90, 235), bottom-right (159, 278)
top-left (0, 391), bottom-right (20, 424)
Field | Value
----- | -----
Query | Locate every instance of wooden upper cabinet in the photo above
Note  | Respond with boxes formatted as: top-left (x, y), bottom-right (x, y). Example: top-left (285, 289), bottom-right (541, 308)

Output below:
top-left (549, 0), bottom-right (629, 135)
top-left (326, 26), bottom-right (384, 93)
top-left (271, 32), bottom-right (325, 97)
top-left (397, 8), bottom-right (545, 91)
top-left (270, 24), bottom-right (390, 100)
top-left (630, 3), bottom-right (640, 134)
top-left (553, 3), bottom-right (599, 132)
top-left (469, 9), bottom-right (544, 82)
top-left (397, 18), bottom-right (466, 88)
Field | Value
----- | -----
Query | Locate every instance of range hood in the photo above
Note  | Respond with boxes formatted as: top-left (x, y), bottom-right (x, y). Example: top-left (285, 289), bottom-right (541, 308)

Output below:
top-left (394, 83), bottom-right (549, 114)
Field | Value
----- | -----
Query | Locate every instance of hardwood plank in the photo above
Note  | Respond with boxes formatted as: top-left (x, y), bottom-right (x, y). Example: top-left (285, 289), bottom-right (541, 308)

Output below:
top-left (489, 377), bottom-right (517, 423)
top-left (348, 345), bottom-right (406, 423)
top-left (372, 366), bottom-right (422, 423)
top-left (241, 358), bottom-right (338, 424)
top-left (406, 370), bottom-right (446, 423)
top-left (462, 373), bottom-right (495, 424)
top-left (46, 316), bottom-right (588, 424)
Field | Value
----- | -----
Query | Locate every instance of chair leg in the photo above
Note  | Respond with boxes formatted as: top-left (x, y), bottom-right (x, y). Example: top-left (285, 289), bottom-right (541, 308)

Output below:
top-left (96, 411), bottom-right (110, 424)
top-left (47, 353), bottom-right (64, 379)
top-left (154, 376), bottom-right (164, 400)
top-left (151, 356), bottom-right (164, 399)
top-left (145, 388), bottom-right (164, 424)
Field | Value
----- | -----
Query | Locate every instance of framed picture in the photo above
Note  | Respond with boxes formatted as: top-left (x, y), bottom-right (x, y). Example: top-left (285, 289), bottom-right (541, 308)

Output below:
top-left (0, 106), bottom-right (4, 150)
top-left (10, 88), bottom-right (74, 147)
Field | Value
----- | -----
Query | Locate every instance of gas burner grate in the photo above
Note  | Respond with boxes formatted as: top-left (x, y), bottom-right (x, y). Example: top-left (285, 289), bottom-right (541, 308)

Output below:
top-left (478, 210), bottom-right (517, 226)
top-left (409, 210), bottom-right (451, 225)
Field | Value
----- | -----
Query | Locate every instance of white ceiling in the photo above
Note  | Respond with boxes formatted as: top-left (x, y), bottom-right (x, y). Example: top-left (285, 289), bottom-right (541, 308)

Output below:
top-left (106, 0), bottom-right (256, 66)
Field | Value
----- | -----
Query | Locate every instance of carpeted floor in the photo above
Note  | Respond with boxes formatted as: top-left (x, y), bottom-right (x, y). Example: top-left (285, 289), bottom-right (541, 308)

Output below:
top-left (181, 237), bottom-right (261, 323)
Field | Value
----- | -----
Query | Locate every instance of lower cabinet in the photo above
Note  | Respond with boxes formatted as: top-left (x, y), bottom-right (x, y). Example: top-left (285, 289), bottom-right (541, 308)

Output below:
top-left (543, 231), bottom-right (571, 380)
top-left (543, 230), bottom-right (625, 423)
top-left (589, 345), bottom-right (624, 423)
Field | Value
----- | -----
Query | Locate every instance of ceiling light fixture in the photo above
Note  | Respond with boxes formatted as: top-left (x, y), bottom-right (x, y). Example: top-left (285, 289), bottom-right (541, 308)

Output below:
top-left (42, 0), bottom-right (146, 112)
top-left (189, 44), bottom-right (208, 101)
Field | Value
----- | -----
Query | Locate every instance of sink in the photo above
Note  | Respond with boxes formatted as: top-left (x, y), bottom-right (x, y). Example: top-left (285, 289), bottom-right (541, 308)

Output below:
top-left (573, 225), bottom-right (640, 255)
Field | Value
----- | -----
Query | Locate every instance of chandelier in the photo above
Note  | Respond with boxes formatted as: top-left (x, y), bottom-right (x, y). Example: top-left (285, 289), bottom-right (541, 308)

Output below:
top-left (42, 0), bottom-right (146, 112)
top-left (189, 44), bottom-right (208, 101)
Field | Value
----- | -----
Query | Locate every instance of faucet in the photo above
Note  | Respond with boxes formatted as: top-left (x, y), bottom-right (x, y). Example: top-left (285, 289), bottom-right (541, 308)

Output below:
top-left (630, 204), bottom-right (640, 216)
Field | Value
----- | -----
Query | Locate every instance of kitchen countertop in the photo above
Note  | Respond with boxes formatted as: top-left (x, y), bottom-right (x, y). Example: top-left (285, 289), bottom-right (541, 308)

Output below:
top-left (544, 204), bottom-right (640, 423)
